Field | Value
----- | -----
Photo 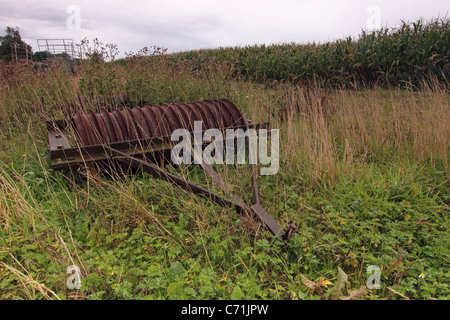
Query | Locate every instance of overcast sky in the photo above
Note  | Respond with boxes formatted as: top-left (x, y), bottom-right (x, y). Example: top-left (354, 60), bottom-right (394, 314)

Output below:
top-left (0, 0), bottom-right (448, 56)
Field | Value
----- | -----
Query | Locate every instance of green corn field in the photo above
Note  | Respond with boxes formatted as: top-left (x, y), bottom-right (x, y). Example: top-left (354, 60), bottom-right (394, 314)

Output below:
top-left (170, 18), bottom-right (449, 89)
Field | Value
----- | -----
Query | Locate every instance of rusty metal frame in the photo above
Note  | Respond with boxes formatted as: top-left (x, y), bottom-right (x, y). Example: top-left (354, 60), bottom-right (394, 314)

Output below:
top-left (47, 119), bottom-right (270, 170)
top-left (46, 101), bottom-right (296, 242)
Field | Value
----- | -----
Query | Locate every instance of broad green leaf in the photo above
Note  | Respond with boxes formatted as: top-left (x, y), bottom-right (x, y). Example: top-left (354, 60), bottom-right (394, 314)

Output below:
top-left (231, 285), bottom-right (243, 300)
top-left (168, 261), bottom-right (186, 282)
top-left (167, 281), bottom-right (186, 300)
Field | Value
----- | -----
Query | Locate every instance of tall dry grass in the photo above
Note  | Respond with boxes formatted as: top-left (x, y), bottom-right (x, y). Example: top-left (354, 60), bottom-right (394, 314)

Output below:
top-left (1, 56), bottom-right (448, 190)
top-left (244, 84), bottom-right (449, 187)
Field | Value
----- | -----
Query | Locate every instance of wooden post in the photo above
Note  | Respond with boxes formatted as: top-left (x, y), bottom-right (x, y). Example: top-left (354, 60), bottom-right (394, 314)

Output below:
top-left (14, 43), bottom-right (18, 63)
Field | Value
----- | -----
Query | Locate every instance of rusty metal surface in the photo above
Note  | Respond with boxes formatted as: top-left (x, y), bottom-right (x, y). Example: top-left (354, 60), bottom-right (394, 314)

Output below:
top-left (71, 99), bottom-right (246, 147)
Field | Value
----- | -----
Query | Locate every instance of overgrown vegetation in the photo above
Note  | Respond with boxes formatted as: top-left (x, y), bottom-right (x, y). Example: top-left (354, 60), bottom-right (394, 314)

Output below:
top-left (0, 19), bottom-right (449, 300)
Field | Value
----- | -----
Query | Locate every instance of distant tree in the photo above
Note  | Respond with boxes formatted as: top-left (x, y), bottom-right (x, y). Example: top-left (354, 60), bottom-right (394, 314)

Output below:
top-left (0, 26), bottom-right (33, 61)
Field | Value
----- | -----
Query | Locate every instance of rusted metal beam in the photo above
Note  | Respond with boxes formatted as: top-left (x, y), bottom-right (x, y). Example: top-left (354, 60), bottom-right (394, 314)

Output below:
top-left (107, 146), bottom-right (292, 241)
top-left (107, 146), bottom-right (247, 209)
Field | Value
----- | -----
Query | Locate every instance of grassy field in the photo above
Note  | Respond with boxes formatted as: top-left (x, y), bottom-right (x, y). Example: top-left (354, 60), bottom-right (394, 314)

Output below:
top-left (0, 24), bottom-right (449, 300)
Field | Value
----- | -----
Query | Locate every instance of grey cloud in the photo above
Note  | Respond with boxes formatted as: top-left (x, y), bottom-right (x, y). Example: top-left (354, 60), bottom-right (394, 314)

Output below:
top-left (0, 0), bottom-right (448, 55)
